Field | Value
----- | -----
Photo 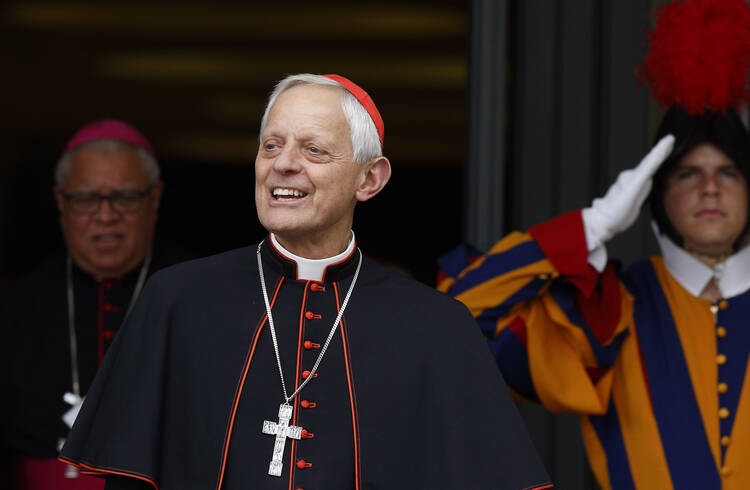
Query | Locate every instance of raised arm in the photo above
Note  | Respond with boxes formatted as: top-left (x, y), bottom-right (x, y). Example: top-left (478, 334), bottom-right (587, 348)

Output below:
top-left (439, 136), bottom-right (674, 414)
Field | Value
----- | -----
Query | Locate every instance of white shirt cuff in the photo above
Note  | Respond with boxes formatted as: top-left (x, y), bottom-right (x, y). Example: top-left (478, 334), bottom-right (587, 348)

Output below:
top-left (587, 245), bottom-right (608, 273)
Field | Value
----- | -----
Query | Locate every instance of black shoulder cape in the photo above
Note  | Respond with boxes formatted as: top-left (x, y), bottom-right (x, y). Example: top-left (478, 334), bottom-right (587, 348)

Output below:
top-left (61, 242), bottom-right (551, 490)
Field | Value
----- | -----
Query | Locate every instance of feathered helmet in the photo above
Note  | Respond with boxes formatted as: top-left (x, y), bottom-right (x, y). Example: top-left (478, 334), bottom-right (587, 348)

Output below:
top-left (638, 0), bottom-right (750, 248)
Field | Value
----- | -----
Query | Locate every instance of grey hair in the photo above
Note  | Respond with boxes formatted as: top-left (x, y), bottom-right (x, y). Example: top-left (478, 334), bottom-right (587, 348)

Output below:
top-left (54, 139), bottom-right (160, 187)
top-left (259, 73), bottom-right (382, 164)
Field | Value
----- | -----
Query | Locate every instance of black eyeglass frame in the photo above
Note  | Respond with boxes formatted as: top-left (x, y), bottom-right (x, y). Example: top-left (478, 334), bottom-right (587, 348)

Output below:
top-left (59, 185), bottom-right (156, 215)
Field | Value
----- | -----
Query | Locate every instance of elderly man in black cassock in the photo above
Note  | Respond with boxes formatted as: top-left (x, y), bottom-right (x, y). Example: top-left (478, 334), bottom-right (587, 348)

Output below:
top-left (60, 74), bottom-right (552, 490)
top-left (2, 120), bottom-right (191, 490)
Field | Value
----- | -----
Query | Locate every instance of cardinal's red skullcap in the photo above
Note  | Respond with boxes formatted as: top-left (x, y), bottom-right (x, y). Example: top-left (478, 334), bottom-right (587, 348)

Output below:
top-left (323, 74), bottom-right (384, 147)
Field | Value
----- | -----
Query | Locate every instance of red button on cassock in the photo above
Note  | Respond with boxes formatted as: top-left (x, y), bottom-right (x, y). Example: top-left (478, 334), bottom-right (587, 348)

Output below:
top-left (310, 283), bottom-right (325, 292)
top-left (303, 340), bottom-right (321, 350)
top-left (301, 429), bottom-right (314, 439)
top-left (301, 370), bottom-right (318, 379)
top-left (301, 400), bottom-right (317, 409)
top-left (304, 311), bottom-right (321, 320)
top-left (103, 330), bottom-right (116, 340)
top-left (296, 459), bottom-right (312, 469)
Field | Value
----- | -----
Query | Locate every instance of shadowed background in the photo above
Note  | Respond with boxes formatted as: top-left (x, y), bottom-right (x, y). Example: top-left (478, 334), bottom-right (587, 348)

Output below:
top-left (0, 1), bottom-right (671, 488)
top-left (0, 0), bottom-right (468, 285)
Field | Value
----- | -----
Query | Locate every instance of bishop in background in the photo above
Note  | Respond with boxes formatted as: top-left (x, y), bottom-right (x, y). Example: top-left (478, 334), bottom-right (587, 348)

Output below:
top-left (2, 119), bottom-right (191, 490)
top-left (60, 73), bottom-right (551, 490)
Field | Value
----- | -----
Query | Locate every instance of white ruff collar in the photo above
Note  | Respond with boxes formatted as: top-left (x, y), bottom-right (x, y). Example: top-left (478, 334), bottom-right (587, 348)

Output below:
top-left (652, 221), bottom-right (750, 299)
top-left (270, 231), bottom-right (356, 282)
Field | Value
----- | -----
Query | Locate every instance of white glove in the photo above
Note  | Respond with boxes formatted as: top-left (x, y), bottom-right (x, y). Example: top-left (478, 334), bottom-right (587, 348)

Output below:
top-left (582, 134), bottom-right (675, 270)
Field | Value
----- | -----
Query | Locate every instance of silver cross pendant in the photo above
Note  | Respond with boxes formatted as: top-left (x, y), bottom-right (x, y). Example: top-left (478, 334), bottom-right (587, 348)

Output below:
top-left (262, 403), bottom-right (303, 476)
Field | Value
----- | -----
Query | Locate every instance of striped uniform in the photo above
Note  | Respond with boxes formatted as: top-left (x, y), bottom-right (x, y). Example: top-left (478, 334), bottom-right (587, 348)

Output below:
top-left (438, 210), bottom-right (750, 490)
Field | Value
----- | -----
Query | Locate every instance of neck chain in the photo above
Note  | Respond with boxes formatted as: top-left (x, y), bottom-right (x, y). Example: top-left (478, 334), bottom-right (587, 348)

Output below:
top-left (256, 240), bottom-right (361, 404)
top-left (257, 240), bottom-right (362, 477)
top-left (65, 250), bottom-right (152, 397)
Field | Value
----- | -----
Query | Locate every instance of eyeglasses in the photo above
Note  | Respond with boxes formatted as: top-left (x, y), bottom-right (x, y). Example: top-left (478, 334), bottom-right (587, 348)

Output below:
top-left (59, 185), bottom-right (155, 215)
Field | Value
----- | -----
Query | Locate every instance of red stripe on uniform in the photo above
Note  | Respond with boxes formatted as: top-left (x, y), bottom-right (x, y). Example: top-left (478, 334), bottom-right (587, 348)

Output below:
top-left (574, 264), bottom-right (622, 345)
top-left (215, 276), bottom-right (285, 490)
top-left (508, 316), bottom-right (528, 346)
top-left (58, 456), bottom-right (157, 489)
top-left (335, 282), bottom-right (362, 490)
top-left (529, 210), bottom-right (598, 297)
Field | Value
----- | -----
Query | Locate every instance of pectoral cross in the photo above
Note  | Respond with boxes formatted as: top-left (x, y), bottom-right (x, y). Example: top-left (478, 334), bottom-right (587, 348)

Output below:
top-left (262, 403), bottom-right (303, 476)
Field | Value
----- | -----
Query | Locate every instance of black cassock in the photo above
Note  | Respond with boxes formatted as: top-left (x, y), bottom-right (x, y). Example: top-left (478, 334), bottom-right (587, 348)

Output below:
top-left (3, 254), bottom-right (147, 459)
top-left (1, 245), bottom-right (191, 489)
top-left (61, 240), bottom-right (551, 490)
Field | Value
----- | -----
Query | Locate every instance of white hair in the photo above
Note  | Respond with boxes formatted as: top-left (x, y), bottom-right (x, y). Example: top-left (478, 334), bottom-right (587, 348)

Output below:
top-left (54, 139), bottom-right (160, 187)
top-left (259, 73), bottom-right (382, 164)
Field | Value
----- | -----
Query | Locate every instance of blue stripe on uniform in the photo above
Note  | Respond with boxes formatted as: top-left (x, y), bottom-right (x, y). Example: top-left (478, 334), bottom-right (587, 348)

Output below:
top-left (474, 277), bottom-right (548, 337)
top-left (448, 240), bottom-right (546, 297)
top-left (548, 282), bottom-right (628, 367)
top-left (491, 328), bottom-right (539, 402)
top-left (437, 243), bottom-right (482, 279)
top-left (626, 261), bottom-right (720, 490)
top-left (588, 403), bottom-right (636, 490)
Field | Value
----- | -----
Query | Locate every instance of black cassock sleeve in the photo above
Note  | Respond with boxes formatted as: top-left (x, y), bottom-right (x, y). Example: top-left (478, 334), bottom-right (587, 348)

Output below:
top-left (105, 476), bottom-right (152, 490)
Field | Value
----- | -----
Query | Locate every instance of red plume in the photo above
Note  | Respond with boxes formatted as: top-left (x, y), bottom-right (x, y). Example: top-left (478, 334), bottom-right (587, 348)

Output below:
top-left (637, 0), bottom-right (750, 114)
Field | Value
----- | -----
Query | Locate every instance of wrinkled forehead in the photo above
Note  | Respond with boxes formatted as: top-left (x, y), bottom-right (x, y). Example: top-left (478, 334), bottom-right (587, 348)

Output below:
top-left (271, 84), bottom-right (343, 115)
top-left (263, 84), bottom-right (349, 137)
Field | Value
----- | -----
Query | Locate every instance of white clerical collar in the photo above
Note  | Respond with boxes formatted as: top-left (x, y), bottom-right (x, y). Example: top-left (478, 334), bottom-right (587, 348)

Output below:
top-left (651, 221), bottom-right (750, 298)
top-left (270, 231), bottom-right (356, 282)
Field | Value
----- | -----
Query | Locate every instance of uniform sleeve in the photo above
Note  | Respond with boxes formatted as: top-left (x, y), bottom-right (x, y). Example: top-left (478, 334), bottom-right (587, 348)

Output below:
top-left (438, 210), bottom-right (633, 414)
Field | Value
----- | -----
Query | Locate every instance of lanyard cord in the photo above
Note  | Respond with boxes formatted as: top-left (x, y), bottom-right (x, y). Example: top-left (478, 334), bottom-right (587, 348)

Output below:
top-left (65, 250), bottom-right (152, 396)
top-left (256, 240), bottom-right (362, 404)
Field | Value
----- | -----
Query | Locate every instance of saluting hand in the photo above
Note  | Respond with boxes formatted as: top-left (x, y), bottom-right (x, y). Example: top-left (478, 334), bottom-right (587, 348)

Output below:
top-left (582, 134), bottom-right (675, 256)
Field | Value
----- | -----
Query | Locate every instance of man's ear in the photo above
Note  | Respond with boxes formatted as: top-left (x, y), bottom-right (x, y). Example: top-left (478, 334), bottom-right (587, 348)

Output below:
top-left (355, 156), bottom-right (391, 202)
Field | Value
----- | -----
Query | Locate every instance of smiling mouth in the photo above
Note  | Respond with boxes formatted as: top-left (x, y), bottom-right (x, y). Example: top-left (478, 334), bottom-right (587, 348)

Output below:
top-left (272, 187), bottom-right (308, 201)
top-left (93, 233), bottom-right (124, 243)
